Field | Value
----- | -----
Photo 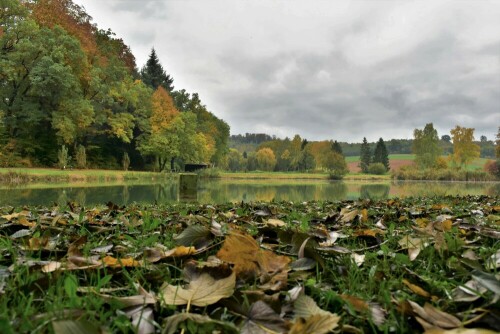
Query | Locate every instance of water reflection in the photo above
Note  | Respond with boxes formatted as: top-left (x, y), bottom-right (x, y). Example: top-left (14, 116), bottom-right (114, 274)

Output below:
top-left (0, 180), bottom-right (497, 207)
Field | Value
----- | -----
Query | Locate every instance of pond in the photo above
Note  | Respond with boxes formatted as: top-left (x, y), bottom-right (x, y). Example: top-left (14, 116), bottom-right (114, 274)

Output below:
top-left (0, 179), bottom-right (498, 207)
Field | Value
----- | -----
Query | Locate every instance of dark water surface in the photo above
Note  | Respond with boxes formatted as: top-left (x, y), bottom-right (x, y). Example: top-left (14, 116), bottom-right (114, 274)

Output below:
top-left (0, 179), bottom-right (498, 207)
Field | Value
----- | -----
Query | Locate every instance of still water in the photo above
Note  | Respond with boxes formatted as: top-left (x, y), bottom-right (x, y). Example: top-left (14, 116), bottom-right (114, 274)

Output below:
top-left (0, 179), bottom-right (498, 207)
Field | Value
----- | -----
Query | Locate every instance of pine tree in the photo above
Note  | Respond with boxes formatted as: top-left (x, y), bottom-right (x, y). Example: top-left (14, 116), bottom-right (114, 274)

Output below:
top-left (359, 137), bottom-right (371, 173)
top-left (373, 137), bottom-right (389, 171)
top-left (140, 48), bottom-right (174, 91)
top-left (332, 140), bottom-right (343, 155)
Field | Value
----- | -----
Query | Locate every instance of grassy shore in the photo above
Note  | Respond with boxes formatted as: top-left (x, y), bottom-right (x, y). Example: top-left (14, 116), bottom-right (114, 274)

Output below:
top-left (0, 196), bottom-right (498, 333)
top-left (0, 168), bottom-right (174, 183)
top-left (219, 171), bottom-right (391, 181)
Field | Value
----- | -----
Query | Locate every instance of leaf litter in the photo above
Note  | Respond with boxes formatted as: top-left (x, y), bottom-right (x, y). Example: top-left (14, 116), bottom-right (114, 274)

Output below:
top-left (0, 195), bottom-right (498, 333)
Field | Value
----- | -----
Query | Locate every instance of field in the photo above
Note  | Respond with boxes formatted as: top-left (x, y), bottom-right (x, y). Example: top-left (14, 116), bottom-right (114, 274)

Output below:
top-left (0, 197), bottom-right (498, 333)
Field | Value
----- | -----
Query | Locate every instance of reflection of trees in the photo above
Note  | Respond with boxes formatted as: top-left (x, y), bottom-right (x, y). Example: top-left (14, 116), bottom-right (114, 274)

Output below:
top-left (486, 183), bottom-right (500, 197)
top-left (75, 189), bottom-right (87, 206)
top-left (392, 181), bottom-right (492, 197)
top-left (360, 184), bottom-right (390, 200)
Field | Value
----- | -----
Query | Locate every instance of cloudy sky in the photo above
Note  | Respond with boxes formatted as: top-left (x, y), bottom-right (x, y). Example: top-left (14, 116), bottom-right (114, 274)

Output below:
top-left (74, 0), bottom-right (500, 142)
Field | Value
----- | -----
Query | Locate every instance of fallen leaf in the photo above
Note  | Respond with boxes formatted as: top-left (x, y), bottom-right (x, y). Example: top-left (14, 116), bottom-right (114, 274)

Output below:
top-left (340, 209), bottom-right (358, 223)
top-left (266, 218), bottom-right (286, 227)
top-left (126, 305), bottom-right (155, 334)
top-left (485, 249), bottom-right (500, 270)
top-left (102, 256), bottom-right (141, 268)
top-left (163, 313), bottom-right (238, 334)
top-left (52, 320), bottom-right (99, 334)
top-left (452, 279), bottom-right (487, 302)
top-left (351, 253), bottom-right (365, 267)
top-left (241, 301), bottom-right (288, 334)
top-left (399, 235), bottom-right (429, 261)
top-left (290, 295), bottom-right (340, 334)
top-left (409, 301), bottom-right (461, 330)
top-left (340, 294), bottom-right (386, 326)
top-left (471, 270), bottom-right (500, 295)
top-left (403, 279), bottom-right (431, 298)
top-left (424, 328), bottom-right (498, 334)
top-left (160, 271), bottom-right (235, 307)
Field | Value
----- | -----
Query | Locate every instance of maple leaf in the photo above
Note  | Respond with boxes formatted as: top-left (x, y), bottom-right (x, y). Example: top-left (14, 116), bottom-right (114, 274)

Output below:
top-left (160, 271), bottom-right (235, 307)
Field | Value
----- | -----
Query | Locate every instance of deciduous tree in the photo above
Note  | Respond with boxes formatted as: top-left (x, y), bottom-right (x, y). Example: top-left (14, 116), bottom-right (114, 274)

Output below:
top-left (450, 125), bottom-right (480, 169)
top-left (413, 123), bottom-right (441, 169)
top-left (255, 147), bottom-right (276, 171)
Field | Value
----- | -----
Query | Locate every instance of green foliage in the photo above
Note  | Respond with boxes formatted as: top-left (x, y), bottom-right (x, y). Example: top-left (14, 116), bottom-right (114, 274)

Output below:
top-left (372, 138), bottom-right (389, 171)
top-left (75, 145), bottom-right (86, 169)
top-left (368, 163), bottom-right (387, 175)
top-left (295, 149), bottom-right (316, 172)
top-left (359, 137), bottom-right (371, 173)
top-left (331, 140), bottom-right (343, 154)
top-left (450, 126), bottom-right (480, 169)
top-left (122, 152), bottom-right (130, 171)
top-left (0, 1), bottom-right (229, 170)
top-left (57, 145), bottom-right (70, 169)
top-left (413, 123), bottom-right (441, 169)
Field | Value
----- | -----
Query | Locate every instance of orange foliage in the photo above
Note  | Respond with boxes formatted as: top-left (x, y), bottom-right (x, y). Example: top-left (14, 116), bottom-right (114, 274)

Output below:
top-left (150, 87), bottom-right (179, 133)
top-left (30, 0), bottom-right (98, 56)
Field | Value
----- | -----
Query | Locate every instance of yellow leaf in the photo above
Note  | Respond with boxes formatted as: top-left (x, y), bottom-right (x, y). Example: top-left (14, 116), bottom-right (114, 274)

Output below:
top-left (102, 256), bottom-right (141, 268)
top-left (266, 218), bottom-right (286, 227)
top-left (402, 279), bottom-right (431, 298)
top-left (160, 271), bottom-right (235, 307)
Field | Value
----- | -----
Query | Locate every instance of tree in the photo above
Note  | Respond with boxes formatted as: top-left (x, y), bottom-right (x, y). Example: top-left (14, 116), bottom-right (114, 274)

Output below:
top-left (296, 149), bottom-right (316, 171)
top-left (496, 127), bottom-right (500, 158)
top-left (332, 140), bottom-right (343, 155)
top-left (480, 135), bottom-right (488, 143)
top-left (255, 148), bottom-right (276, 171)
top-left (413, 123), bottom-right (441, 169)
top-left (372, 138), bottom-right (389, 171)
top-left (359, 137), bottom-right (371, 173)
top-left (75, 145), bottom-right (86, 168)
top-left (140, 48), bottom-right (174, 91)
top-left (227, 149), bottom-right (242, 172)
top-left (323, 151), bottom-right (348, 176)
top-left (450, 126), bottom-right (480, 169)
top-left (441, 135), bottom-right (451, 142)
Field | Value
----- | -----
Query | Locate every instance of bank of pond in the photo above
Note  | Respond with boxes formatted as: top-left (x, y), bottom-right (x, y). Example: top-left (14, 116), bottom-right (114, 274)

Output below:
top-left (0, 179), bottom-right (498, 207)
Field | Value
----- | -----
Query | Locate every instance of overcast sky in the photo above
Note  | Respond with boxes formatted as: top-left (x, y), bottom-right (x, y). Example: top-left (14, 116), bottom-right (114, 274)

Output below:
top-left (74, 0), bottom-right (500, 142)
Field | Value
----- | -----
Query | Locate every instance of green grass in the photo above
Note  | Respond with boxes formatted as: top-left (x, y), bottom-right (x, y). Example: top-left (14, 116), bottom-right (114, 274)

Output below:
top-left (0, 197), bottom-right (498, 332)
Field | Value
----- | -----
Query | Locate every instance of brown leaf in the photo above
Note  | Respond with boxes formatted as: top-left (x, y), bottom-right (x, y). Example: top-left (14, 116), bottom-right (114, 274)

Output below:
top-left (424, 329), bottom-right (498, 334)
top-left (409, 301), bottom-right (461, 330)
top-left (241, 301), bottom-right (288, 334)
top-left (217, 232), bottom-right (290, 279)
top-left (266, 218), bottom-right (286, 227)
top-left (340, 294), bottom-right (386, 326)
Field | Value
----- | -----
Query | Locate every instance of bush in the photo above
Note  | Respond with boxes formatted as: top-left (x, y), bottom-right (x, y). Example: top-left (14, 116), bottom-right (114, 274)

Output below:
top-left (197, 167), bottom-right (221, 179)
top-left (435, 156), bottom-right (448, 169)
top-left (392, 165), bottom-right (494, 181)
top-left (368, 163), bottom-right (387, 175)
top-left (122, 152), bottom-right (130, 171)
top-left (57, 145), bottom-right (71, 169)
top-left (484, 160), bottom-right (499, 178)
top-left (76, 145), bottom-right (86, 169)
top-left (328, 170), bottom-right (346, 180)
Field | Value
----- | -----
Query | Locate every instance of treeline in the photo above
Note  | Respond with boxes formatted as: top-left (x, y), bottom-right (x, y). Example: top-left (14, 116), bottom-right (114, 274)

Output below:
top-left (230, 135), bottom-right (496, 158)
top-left (226, 135), bottom-right (349, 178)
top-left (393, 124), bottom-right (500, 181)
top-left (0, 0), bottom-right (229, 171)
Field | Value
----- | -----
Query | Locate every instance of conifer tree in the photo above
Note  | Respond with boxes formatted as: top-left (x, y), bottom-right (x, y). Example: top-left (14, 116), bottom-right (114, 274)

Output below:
top-left (373, 137), bottom-right (389, 171)
top-left (359, 137), bottom-right (371, 173)
top-left (332, 140), bottom-right (343, 155)
top-left (140, 48), bottom-right (174, 91)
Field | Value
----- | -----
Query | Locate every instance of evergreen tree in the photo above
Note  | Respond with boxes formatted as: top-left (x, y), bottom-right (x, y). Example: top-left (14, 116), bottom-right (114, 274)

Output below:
top-left (359, 137), bottom-right (371, 173)
top-left (373, 138), bottom-right (389, 171)
top-left (332, 140), bottom-right (343, 154)
top-left (140, 48), bottom-right (174, 91)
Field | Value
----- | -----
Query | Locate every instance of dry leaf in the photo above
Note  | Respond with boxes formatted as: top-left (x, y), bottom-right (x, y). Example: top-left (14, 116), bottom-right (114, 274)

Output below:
top-left (402, 279), bottom-right (431, 298)
top-left (340, 294), bottom-right (386, 326)
top-left (160, 271), bottom-right (235, 307)
top-left (340, 209), bottom-right (358, 223)
top-left (290, 295), bottom-right (340, 334)
top-left (399, 235), bottom-right (429, 261)
top-left (102, 256), bottom-right (141, 268)
top-left (351, 253), bottom-right (365, 267)
top-left (266, 218), bottom-right (286, 227)
top-left (409, 301), bottom-right (461, 330)
top-left (424, 328), bottom-right (498, 334)
top-left (163, 313), bottom-right (238, 334)
top-left (241, 301), bottom-right (288, 334)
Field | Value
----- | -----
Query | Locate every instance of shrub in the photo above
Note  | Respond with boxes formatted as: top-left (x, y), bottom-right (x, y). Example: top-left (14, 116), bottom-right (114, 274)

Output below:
top-left (76, 145), bottom-right (86, 169)
top-left (328, 170), bottom-right (346, 180)
top-left (197, 167), bottom-right (221, 179)
top-left (368, 163), bottom-right (387, 175)
top-left (57, 145), bottom-right (71, 169)
top-left (122, 152), bottom-right (130, 171)
top-left (435, 156), bottom-right (448, 169)
top-left (484, 160), bottom-right (499, 178)
top-left (392, 165), bottom-right (494, 181)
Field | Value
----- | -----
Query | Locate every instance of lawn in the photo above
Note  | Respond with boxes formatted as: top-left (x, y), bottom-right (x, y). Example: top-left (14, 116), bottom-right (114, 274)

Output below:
top-left (0, 197), bottom-right (498, 333)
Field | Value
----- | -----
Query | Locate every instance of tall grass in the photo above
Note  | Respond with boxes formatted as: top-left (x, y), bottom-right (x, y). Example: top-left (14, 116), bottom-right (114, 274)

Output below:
top-left (392, 166), bottom-right (495, 181)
